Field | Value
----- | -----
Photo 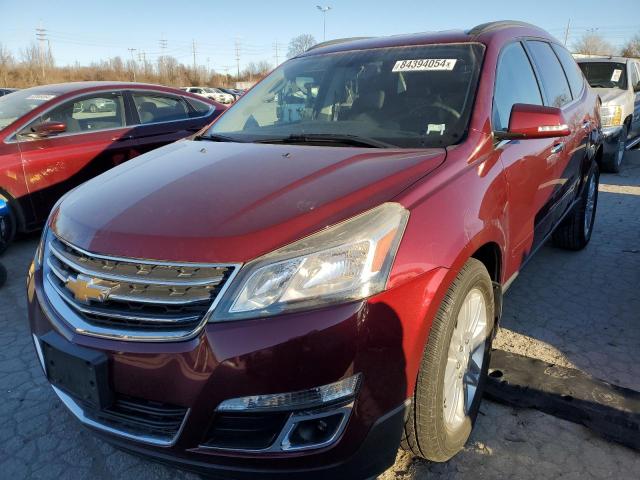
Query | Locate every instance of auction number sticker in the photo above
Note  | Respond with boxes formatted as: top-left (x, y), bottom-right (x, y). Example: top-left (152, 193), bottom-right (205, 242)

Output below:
top-left (611, 69), bottom-right (622, 82)
top-left (392, 59), bottom-right (457, 72)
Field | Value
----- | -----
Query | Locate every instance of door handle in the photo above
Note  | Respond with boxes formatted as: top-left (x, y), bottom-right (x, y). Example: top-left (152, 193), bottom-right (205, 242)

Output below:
top-left (111, 135), bottom-right (133, 142)
top-left (551, 142), bottom-right (565, 154)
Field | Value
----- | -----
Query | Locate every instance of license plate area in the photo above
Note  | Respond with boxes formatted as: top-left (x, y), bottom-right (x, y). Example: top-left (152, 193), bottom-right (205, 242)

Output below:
top-left (40, 332), bottom-right (113, 409)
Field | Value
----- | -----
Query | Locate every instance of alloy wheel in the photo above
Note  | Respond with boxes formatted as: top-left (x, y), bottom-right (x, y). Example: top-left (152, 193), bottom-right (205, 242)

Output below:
top-left (443, 288), bottom-right (488, 431)
top-left (584, 173), bottom-right (597, 237)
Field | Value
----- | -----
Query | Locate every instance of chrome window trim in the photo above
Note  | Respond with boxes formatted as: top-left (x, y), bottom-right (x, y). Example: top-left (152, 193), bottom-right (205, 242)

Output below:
top-left (43, 235), bottom-right (242, 342)
top-left (3, 88), bottom-right (214, 144)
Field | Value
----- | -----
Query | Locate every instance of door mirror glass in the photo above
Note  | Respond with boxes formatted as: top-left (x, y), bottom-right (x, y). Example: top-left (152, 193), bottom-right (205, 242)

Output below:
top-left (496, 103), bottom-right (570, 140)
top-left (32, 121), bottom-right (67, 137)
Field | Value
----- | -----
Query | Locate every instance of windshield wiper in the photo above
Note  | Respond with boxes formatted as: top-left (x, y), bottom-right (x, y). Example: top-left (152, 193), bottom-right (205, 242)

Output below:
top-left (196, 133), bottom-right (245, 143)
top-left (254, 133), bottom-right (396, 149)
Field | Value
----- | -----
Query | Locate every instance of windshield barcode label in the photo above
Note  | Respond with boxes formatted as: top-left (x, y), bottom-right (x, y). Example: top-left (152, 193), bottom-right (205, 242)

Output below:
top-left (392, 59), bottom-right (457, 72)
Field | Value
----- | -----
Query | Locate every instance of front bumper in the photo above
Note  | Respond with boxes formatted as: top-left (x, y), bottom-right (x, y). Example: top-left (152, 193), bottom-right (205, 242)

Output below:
top-left (27, 262), bottom-right (446, 478)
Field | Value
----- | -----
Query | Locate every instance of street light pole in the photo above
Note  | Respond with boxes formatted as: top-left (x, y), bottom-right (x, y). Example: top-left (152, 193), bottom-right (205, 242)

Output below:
top-left (316, 5), bottom-right (332, 41)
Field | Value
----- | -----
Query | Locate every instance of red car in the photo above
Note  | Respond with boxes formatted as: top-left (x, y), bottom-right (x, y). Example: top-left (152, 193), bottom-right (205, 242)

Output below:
top-left (0, 82), bottom-right (224, 252)
top-left (28, 22), bottom-right (602, 479)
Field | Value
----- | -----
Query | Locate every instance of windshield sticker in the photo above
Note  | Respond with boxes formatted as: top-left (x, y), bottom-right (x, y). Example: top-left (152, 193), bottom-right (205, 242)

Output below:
top-left (427, 124), bottom-right (446, 136)
top-left (26, 94), bottom-right (56, 101)
top-left (611, 69), bottom-right (622, 82)
top-left (392, 59), bottom-right (457, 72)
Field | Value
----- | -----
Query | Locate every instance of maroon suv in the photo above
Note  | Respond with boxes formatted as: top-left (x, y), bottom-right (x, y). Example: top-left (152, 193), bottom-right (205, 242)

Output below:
top-left (28, 22), bottom-right (602, 479)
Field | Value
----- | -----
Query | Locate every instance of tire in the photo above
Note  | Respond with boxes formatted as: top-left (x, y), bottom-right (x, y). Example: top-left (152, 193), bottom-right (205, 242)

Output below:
top-left (0, 263), bottom-right (6, 288)
top-left (402, 258), bottom-right (495, 462)
top-left (552, 164), bottom-right (599, 251)
top-left (0, 203), bottom-right (16, 255)
top-left (601, 125), bottom-right (627, 173)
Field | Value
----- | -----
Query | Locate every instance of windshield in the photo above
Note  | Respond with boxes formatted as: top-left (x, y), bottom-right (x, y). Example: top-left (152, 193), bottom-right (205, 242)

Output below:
top-left (0, 90), bottom-right (57, 130)
top-left (578, 62), bottom-right (627, 90)
top-left (205, 43), bottom-right (484, 148)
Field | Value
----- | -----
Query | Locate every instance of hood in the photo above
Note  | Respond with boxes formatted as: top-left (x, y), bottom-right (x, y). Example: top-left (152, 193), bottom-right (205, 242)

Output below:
top-left (593, 87), bottom-right (628, 105)
top-left (52, 140), bottom-right (445, 263)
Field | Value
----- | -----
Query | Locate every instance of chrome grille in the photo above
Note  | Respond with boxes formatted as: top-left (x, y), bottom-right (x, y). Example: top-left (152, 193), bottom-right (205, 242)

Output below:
top-left (43, 234), bottom-right (239, 341)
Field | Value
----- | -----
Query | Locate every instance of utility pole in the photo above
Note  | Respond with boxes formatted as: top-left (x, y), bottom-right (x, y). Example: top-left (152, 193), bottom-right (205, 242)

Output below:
top-left (159, 36), bottom-right (168, 75)
top-left (35, 23), bottom-right (47, 79)
top-left (273, 40), bottom-right (280, 66)
top-left (192, 39), bottom-right (197, 72)
top-left (563, 18), bottom-right (571, 47)
top-left (234, 39), bottom-right (241, 80)
top-left (127, 48), bottom-right (137, 81)
top-left (316, 5), bottom-right (332, 41)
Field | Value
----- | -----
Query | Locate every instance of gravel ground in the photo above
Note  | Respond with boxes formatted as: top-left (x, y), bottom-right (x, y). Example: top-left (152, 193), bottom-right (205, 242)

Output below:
top-left (1, 149), bottom-right (639, 479)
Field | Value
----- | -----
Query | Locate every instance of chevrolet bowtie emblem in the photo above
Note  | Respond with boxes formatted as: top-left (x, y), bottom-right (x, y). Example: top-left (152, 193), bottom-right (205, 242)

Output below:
top-left (65, 274), bottom-right (115, 303)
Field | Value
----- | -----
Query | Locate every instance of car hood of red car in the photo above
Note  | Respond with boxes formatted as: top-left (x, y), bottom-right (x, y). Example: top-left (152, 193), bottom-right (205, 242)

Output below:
top-left (52, 139), bottom-right (446, 263)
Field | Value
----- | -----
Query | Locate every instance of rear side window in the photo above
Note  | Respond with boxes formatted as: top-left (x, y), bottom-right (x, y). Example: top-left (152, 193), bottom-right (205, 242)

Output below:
top-left (132, 93), bottom-right (190, 124)
top-left (186, 97), bottom-right (214, 115)
top-left (492, 42), bottom-right (543, 132)
top-left (552, 44), bottom-right (585, 98)
top-left (526, 41), bottom-right (572, 108)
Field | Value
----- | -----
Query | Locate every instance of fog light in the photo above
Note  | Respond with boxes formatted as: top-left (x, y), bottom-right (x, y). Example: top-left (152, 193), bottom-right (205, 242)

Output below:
top-left (217, 374), bottom-right (361, 412)
top-left (285, 413), bottom-right (343, 449)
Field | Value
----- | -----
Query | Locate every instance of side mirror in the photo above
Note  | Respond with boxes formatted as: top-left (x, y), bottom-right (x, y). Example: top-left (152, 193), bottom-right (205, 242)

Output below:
top-left (634, 82), bottom-right (640, 93)
top-left (495, 103), bottom-right (570, 140)
top-left (32, 121), bottom-right (67, 138)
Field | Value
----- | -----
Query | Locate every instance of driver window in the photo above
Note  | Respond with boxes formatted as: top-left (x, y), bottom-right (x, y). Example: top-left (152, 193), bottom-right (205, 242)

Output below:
top-left (493, 42), bottom-right (543, 132)
top-left (24, 92), bottom-right (125, 137)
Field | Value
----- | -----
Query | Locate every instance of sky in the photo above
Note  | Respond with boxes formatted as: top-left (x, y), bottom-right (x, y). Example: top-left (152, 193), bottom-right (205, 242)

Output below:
top-left (0, 0), bottom-right (638, 73)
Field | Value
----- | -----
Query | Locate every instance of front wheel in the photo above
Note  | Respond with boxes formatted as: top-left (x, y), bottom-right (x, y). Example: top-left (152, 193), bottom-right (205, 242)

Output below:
top-left (552, 164), bottom-right (599, 250)
top-left (402, 258), bottom-right (495, 462)
top-left (0, 200), bottom-right (16, 255)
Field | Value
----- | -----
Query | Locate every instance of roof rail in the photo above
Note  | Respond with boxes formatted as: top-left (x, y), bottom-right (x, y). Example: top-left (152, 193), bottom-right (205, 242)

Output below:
top-left (467, 20), bottom-right (541, 36)
top-left (307, 37), bottom-right (373, 52)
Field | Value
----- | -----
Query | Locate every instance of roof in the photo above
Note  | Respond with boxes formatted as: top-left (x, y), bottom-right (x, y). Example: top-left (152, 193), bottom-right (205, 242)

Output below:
top-left (303, 21), bottom-right (556, 57)
top-left (16, 81), bottom-right (179, 95)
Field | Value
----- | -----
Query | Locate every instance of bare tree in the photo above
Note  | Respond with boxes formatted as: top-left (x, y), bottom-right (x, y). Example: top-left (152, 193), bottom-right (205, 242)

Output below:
top-left (287, 34), bottom-right (317, 58)
top-left (242, 60), bottom-right (272, 80)
top-left (621, 34), bottom-right (640, 58)
top-left (0, 43), bottom-right (15, 86)
top-left (572, 32), bottom-right (616, 56)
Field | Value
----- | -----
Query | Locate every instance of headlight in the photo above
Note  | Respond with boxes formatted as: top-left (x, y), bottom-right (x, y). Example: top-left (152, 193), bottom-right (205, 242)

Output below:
top-left (212, 203), bottom-right (409, 321)
top-left (600, 105), bottom-right (623, 127)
